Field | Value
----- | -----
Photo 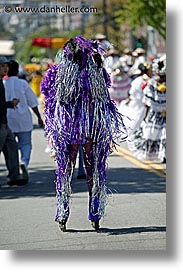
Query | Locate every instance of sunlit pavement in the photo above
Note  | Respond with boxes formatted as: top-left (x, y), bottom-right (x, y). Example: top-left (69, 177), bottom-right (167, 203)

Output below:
top-left (0, 114), bottom-right (166, 251)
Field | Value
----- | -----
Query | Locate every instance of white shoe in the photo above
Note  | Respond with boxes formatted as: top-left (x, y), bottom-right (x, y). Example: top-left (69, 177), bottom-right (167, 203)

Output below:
top-left (45, 146), bottom-right (51, 153)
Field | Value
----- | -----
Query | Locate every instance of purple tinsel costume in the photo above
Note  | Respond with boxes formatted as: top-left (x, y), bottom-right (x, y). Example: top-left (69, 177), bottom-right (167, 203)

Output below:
top-left (41, 36), bottom-right (127, 224)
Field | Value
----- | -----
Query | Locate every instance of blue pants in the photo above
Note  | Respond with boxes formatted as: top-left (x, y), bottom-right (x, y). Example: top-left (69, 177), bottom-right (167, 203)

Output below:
top-left (13, 131), bottom-right (32, 167)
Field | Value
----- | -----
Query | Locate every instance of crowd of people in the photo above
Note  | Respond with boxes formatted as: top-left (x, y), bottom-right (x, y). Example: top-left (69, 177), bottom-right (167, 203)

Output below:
top-left (0, 33), bottom-right (166, 231)
top-left (97, 33), bottom-right (166, 164)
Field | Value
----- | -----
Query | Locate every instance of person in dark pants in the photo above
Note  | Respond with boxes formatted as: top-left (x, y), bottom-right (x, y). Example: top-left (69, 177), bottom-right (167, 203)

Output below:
top-left (4, 60), bottom-right (44, 182)
top-left (0, 56), bottom-right (28, 186)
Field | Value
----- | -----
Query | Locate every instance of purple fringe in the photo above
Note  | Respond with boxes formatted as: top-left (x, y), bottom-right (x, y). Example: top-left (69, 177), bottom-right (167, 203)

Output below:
top-left (41, 36), bottom-right (128, 222)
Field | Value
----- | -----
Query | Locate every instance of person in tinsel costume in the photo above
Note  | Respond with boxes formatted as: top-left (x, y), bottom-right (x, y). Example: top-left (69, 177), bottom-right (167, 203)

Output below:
top-left (41, 36), bottom-right (128, 231)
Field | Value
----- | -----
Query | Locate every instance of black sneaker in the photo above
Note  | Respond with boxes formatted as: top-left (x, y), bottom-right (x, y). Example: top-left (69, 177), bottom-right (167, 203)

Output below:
top-left (7, 177), bottom-right (28, 186)
top-left (162, 158), bottom-right (166, 164)
top-left (59, 220), bottom-right (67, 232)
top-left (91, 220), bottom-right (100, 230)
top-left (20, 164), bottom-right (29, 181)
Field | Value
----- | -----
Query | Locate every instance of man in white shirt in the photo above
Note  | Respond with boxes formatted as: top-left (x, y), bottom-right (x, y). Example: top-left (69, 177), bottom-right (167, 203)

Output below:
top-left (0, 56), bottom-right (28, 186)
top-left (4, 60), bottom-right (43, 181)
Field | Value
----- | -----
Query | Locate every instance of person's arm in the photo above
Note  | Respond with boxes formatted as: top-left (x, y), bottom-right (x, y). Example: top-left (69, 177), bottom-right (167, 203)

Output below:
top-left (125, 97), bottom-right (131, 105)
top-left (0, 98), bottom-right (19, 109)
top-left (32, 106), bottom-right (44, 128)
top-left (6, 98), bottom-right (20, 108)
top-left (22, 80), bottom-right (44, 128)
top-left (0, 100), bottom-right (11, 109)
top-left (5, 101), bottom-right (13, 108)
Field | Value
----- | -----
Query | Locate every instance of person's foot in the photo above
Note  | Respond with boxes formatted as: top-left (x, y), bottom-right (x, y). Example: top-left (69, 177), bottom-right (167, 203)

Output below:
top-left (45, 146), bottom-right (51, 153)
top-left (7, 176), bottom-right (28, 186)
top-left (20, 164), bottom-right (29, 181)
top-left (59, 220), bottom-right (67, 232)
top-left (50, 151), bottom-right (56, 158)
top-left (91, 220), bottom-right (100, 230)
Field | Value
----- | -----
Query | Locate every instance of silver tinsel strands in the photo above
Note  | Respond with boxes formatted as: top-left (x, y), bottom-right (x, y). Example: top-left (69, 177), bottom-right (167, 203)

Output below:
top-left (87, 59), bottom-right (109, 102)
top-left (40, 36), bottom-right (128, 226)
top-left (55, 56), bottom-right (80, 104)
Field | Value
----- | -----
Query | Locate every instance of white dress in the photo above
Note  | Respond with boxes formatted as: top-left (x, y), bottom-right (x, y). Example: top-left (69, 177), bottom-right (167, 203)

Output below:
top-left (109, 72), bottom-right (131, 106)
top-left (127, 78), bottom-right (166, 162)
top-left (118, 75), bottom-right (147, 134)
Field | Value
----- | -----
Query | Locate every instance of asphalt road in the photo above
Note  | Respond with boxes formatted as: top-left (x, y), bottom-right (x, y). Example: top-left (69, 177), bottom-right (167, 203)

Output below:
top-left (0, 121), bottom-right (166, 251)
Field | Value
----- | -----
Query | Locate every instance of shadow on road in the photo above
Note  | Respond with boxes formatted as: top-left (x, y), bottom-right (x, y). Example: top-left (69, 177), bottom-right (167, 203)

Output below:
top-left (0, 166), bottom-right (166, 199)
top-left (65, 226), bottom-right (166, 235)
top-left (99, 226), bottom-right (166, 235)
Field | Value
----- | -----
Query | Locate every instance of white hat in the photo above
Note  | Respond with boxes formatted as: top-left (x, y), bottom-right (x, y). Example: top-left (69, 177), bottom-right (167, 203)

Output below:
top-left (107, 48), bottom-right (119, 55)
top-left (132, 51), bottom-right (138, 57)
top-left (95, 33), bottom-right (106, 40)
top-left (123, 48), bottom-right (132, 54)
top-left (134, 48), bottom-right (146, 54)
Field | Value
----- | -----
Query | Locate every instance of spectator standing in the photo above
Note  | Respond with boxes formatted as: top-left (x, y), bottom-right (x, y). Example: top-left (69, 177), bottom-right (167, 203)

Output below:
top-left (109, 62), bottom-right (131, 107)
top-left (0, 56), bottom-right (28, 186)
top-left (119, 48), bottom-right (133, 73)
top-left (30, 70), bottom-right (43, 97)
top-left (128, 48), bottom-right (146, 78)
top-left (104, 48), bottom-right (120, 74)
top-left (4, 60), bottom-right (43, 181)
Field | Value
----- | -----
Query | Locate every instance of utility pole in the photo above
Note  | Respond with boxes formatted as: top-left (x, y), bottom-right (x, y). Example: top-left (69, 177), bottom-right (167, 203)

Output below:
top-left (103, 0), bottom-right (108, 38)
top-left (67, 0), bottom-right (72, 31)
top-left (81, 0), bottom-right (85, 35)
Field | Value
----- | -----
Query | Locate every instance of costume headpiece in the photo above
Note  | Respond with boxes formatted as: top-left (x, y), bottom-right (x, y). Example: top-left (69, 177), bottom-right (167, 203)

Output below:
top-left (55, 36), bottom-right (110, 104)
top-left (138, 62), bottom-right (152, 73)
top-left (152, 54), bottom-right (166, 76)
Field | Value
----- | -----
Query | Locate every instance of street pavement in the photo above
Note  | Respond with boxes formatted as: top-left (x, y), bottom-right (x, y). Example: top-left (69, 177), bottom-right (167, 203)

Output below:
top-left (0, 120), bottom-right (166, 251)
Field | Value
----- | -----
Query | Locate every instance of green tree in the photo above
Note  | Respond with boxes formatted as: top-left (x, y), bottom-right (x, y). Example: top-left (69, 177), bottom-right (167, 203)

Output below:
top-left (115, 0), bottom-right (166, 39)
top-left (84, 0), bottom-right (127, 51)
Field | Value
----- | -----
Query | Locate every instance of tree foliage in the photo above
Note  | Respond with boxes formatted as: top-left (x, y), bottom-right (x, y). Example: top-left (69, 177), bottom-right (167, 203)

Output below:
top-left (115, 0), bottom-right (166, 39)
top-left (84, 0), bottom-right (127, 50)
